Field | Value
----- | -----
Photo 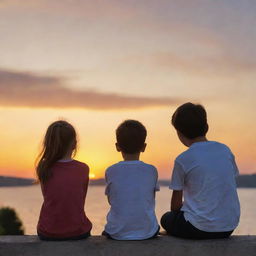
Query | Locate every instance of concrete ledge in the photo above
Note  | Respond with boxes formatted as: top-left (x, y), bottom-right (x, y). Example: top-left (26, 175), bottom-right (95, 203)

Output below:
top-left (0, 235), bottom-right (256, 256)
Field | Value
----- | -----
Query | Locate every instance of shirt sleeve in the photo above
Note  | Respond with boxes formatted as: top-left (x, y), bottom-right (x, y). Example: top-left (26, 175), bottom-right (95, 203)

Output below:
top-left (231, 153), bottom-right (240, 177)
top-left (169, 160), bottom-right (185, 190)
top-left (155, 183), bottom-right (160, 192)
top-left (152, 166), bottom-right (160, 191)
top-left (104, 168), bottom-right (111, 196)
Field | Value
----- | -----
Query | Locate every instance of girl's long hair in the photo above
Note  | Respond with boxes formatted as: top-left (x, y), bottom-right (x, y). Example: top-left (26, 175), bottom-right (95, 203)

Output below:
top-left (36, 120), bottom-right (77, 184)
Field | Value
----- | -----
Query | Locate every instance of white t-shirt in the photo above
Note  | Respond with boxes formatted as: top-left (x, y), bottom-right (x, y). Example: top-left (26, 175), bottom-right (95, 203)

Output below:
top-left (104, 160), bottom-right (159, 240)
top-left (170, 141), bottom-right (240, 232)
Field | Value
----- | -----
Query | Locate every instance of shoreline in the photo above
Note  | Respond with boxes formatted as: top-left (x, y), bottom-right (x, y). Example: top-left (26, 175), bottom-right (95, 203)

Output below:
top-left (1, 175), bottom-right (256, 188)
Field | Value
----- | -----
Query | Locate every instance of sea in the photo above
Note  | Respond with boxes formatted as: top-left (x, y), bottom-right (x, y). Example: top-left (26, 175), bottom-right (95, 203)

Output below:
top-left (0, 186), bottom-right (255, 235)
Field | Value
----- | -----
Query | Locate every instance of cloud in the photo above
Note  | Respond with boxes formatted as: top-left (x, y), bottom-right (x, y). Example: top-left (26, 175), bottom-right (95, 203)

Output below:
top-left (0, 0), bottom-right (139, 20)
top-left (125, 52), bottom-right (256, 76)
top-left (0, 69), bottom-right (181, 110)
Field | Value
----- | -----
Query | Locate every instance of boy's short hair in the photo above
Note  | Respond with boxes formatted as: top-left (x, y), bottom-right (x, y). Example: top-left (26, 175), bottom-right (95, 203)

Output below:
top-left (172, 102), bottom-right (208, 139)
top-left (116, 120), bottom-right (147, 154)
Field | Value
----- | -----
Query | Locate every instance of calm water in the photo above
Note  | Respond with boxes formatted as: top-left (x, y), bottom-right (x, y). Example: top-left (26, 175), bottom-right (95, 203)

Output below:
top-left (0, 186), bottom-right (255, 235)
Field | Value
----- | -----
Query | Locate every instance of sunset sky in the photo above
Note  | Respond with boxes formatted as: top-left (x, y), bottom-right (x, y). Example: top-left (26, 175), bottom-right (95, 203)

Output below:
top-left (0, 0), bottom-right (255, 179)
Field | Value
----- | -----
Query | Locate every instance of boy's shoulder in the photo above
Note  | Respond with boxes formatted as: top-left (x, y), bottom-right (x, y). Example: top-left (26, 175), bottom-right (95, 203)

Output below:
top-left (176, 141), bottom-right (232, 163)
top-left (211, 141), bottom-right (232, 152)
top-left (140, 162), bottom-right (158, 172)
top-left (175, 149), bottom-right (191, 164)
top-left (106, 161), bottom-right (157, 173)
top-left (200, 141), bottom-right (232, 154)
top-left (135, 161), bottom-right (157, 169)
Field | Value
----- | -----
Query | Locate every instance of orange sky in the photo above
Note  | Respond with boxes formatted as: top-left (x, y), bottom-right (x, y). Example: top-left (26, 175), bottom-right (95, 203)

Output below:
top-left (0, 1), bottom-right (255, 179)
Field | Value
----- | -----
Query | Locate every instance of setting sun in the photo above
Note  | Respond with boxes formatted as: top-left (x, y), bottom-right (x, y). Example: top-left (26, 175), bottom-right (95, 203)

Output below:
top-left (89, 173), bottom-right (96, 179)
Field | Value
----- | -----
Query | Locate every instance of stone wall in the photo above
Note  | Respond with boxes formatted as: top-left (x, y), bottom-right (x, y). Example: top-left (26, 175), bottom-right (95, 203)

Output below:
top-left (0, 235), bottom-right (255, 256)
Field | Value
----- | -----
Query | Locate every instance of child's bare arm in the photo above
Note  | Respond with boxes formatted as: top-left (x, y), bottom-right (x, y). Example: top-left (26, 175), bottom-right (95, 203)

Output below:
top-left (171, 190), bottom-right (183, 211)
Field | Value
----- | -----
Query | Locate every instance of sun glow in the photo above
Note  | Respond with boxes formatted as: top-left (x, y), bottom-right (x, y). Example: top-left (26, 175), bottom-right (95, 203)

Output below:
top-left (89, 173), bottom-right (96, 179)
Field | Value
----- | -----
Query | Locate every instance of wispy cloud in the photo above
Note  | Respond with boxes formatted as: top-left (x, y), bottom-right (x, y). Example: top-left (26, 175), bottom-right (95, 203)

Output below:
top-left (0, 69), bottom-right (181, 110)
top-left (0, 0), bottom-right (138, 20)
top-left (125, 52), bottom-right (256, 75)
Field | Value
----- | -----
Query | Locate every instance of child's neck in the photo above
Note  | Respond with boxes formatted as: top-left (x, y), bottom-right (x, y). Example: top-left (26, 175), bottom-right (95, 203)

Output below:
top-left (59, 151), bottom-right (73, 161)
top-left (188, 136), bottom-right (208, 147)
top-left (121, 152), bottom-right (141, 161)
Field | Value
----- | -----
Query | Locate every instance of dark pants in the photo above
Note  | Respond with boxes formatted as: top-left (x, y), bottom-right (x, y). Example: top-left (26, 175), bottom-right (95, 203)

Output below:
top-left (102, 226), bottom-right (160, 240)
top-left (38, 231), bottom-right (91, 241)
top-left (161, 211), bottom-right (233, 240)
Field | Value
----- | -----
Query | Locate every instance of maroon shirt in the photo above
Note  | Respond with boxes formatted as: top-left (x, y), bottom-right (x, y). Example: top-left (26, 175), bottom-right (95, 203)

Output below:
top-left (37, 160), bottom-right (92, 238)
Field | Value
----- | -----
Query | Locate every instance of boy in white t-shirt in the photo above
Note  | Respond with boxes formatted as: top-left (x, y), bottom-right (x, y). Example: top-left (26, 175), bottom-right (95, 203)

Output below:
top-left (103, 120), bottom-right (160, 240)
top-left (161, 103), bottom-right (240, 239)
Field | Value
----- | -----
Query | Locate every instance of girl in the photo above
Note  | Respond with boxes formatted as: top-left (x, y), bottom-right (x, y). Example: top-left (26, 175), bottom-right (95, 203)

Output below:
top-left (36, 120), bottom-right (92, 240)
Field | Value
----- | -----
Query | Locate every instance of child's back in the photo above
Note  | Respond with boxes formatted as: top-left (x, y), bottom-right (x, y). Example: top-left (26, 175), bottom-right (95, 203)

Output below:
top-left (161, 103), bottom-right (240, 239)
top-left (105, 160), bottom-right (159, 240)
top-left (103, 120), bottom-right (159, 240)
top-left (171, 141), bottom-right (240, 232)
top-left (36, 120), bottom-right (92, 240)
top-left (38, 160), bottom-right (92, 238)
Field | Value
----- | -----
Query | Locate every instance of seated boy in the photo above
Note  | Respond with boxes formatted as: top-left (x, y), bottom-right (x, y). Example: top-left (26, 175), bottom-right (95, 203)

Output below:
top-left (103, 120), bottom-right (160, 240)
top-left (161, 103), bottom-right (240, 239)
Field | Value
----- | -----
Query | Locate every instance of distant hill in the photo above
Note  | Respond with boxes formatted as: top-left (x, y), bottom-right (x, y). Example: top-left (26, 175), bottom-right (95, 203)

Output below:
top-left (236, 174), bottom-right (256, 188)
top-left (0, 174), bottom-right (256, 188)
top-left (0, 176), bottom-right (35, 187)
top-left (89, 178), bottom-right (105, 186)
top-left (158, 175), bottom-right (256, 188)
top-left (89, 175), bottom-right (256, 188)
